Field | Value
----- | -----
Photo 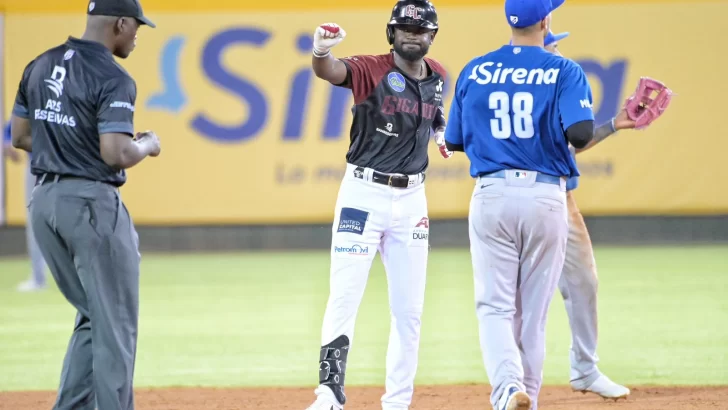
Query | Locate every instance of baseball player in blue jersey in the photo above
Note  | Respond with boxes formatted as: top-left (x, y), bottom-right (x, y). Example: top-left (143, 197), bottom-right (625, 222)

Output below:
top-left (444, 0), bottom-right (596, 408)
top-left (544, 30), bottom-right (630, 400)
top-left (3, 123), bottom-right (48, 292)
top-left (540, 31), bottom-right (671, 400)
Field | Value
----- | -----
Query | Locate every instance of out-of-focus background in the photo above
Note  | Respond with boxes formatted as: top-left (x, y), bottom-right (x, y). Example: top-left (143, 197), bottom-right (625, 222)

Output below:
top-left (0, 0), bottom-right (726, 407)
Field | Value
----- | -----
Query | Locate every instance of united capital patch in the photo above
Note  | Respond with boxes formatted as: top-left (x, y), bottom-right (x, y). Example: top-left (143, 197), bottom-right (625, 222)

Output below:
top-left (337, 208), bottom-right (369, 235)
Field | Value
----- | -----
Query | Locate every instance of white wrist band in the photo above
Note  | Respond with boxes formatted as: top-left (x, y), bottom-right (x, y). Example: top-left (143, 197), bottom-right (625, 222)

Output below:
top-left (312, 48), bottom-right (330, 58)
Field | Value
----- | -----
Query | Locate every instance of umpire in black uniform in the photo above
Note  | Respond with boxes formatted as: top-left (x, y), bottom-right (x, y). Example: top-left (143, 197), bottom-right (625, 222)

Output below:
top-left (9, 1), bottom-right (158, 409)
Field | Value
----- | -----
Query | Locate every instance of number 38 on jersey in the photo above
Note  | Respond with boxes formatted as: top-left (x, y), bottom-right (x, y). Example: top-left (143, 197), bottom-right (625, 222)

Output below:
top-left (489, 91), bottom-right (534, 140)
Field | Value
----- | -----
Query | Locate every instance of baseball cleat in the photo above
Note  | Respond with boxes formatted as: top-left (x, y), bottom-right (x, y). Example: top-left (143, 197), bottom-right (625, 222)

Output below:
top-left (571, 374), bottom-right (630, 401)
top-left (496, 383), bottom-right (532, 410)
top-left (305, 396), bottom-right (342, 410)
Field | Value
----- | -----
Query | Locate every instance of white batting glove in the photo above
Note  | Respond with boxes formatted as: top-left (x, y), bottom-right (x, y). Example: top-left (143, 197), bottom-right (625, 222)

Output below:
top-left (313, 23), bottom-right (346, 58)
top-left (434, 129), bottom-right (453, 159)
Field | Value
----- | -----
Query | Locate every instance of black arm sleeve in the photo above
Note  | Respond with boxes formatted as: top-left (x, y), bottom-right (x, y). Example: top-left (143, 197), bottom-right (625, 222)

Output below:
top-left (565, 120), bottom-right (595, 149)
top-left (445, 140), bottom-right (464, 152)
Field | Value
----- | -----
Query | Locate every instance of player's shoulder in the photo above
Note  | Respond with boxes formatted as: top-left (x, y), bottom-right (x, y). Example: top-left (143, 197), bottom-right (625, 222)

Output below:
top-left (534, 52), bottom-right (582, 73)
top-left (23, 43), bottom-right (66, 72)
top-left (39, 43), bottom-right (69, 59)
top-left (462, 46), bottom-right (512, 70)
top-left (467, 50), bottom-right (497, 65)
top-left (424, 57), bottom-right (447, 79)
top-left (549, 53), bottom-right (581, 69)
top-left (452, 50), bottom-right (503, 85)
top-left (17, 44), bottom-right (65, 86)
top-left (564, 58), bottom-right (586, 76)
top-left (110, 60), bottom-right (134, 81)
top-left (546, 55), bottom-right (587, 84)
top-left (454, 53), bottom-right (490, 79)
top-left (97, 60), bottom-right (136, 89)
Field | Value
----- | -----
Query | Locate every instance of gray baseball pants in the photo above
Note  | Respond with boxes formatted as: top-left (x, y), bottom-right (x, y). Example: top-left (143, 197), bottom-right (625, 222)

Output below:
top-left (29, 175), bottom-right (141, 410)
top-left (469, 170), bottom-right (568, 410)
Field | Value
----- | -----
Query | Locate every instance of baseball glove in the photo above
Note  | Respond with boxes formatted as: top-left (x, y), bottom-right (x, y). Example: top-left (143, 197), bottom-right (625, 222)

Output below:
top-left (623, 77), bottom-right (673, 130)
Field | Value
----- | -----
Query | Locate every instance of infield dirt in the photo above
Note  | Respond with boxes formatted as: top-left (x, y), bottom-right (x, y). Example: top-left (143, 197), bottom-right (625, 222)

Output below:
top-left (2, 385), bottom-right (726, 409)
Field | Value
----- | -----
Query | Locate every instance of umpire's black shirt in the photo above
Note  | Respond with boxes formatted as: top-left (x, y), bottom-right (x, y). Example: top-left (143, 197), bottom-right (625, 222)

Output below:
top-left (13, 37), bottom-right (137, 187)
top-left (339, 52), bottom-right (447, 175)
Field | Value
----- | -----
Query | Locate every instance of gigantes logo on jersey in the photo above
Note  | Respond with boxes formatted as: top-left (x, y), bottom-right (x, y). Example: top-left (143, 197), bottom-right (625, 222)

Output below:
top-left (380, 96), bottom-right (438, 119)
top-left (468, 62), bottom-right (560, 85)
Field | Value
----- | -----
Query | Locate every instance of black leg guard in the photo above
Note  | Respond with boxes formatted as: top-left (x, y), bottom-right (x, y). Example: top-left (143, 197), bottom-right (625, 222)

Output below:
top-left (319, 335), bottom-right (349, 405)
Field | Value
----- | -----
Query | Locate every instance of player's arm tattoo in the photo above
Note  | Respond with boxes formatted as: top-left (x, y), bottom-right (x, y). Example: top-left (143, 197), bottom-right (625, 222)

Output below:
top-left (574, 118), bottom-right (617, 154)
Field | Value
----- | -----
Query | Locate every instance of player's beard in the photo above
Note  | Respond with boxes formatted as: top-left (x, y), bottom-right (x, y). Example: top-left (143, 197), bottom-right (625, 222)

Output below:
top-left (394, 41), bottom-right (430, 62)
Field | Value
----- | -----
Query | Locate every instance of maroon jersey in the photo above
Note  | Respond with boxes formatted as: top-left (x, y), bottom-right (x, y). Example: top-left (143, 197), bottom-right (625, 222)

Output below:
top-left (339, 52), bottom-right (447, 175)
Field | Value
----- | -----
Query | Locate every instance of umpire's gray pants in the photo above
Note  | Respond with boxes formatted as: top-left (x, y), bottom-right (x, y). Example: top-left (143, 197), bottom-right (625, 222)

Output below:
top-left (29, 176), bottom-right (141, 410)
top-left (469, 170), bottom-right (568, 410)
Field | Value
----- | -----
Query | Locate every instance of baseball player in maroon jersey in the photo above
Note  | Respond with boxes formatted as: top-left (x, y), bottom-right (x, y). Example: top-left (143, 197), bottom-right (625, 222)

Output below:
top-left (304, 1), bottom-right (452, 409)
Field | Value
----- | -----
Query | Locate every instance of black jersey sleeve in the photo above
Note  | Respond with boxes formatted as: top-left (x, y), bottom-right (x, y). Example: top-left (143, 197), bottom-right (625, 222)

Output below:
top-left (97, 76), bottom-right (137, 137)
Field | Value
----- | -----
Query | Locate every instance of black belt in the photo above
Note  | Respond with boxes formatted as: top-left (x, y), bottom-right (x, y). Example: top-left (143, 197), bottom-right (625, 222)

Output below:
top-left (35, 173), bottom-right (100, 186)
top-left (353, 166), bottom-right (424, 189)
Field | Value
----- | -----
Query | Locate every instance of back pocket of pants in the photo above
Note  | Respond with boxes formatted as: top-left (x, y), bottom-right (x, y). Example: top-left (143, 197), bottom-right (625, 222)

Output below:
top-left (535, 195), bottom-right (565, 212)
top-left (475, 190), bottom-right (504, 201)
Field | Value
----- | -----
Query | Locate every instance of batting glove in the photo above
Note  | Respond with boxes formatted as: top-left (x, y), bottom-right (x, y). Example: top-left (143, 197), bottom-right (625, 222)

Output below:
top-left (313, 23), bottom-right (346, 58)
top-left (434, 129), bottom-right (453, 159)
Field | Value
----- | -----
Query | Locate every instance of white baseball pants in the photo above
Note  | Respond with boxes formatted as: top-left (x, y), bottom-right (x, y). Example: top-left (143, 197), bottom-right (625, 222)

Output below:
top-left (315, 164), bottom-right (430, 410)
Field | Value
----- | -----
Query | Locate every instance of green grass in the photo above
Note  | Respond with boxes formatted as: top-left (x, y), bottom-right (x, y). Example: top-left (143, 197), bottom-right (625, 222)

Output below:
top-left (0, 246), bottom-right (726, 392)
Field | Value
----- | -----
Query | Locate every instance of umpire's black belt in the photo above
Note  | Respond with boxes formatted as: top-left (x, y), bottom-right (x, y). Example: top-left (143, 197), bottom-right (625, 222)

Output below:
top-left (35, 173), bottom-right (116, 188)
top-left (349, 165), bottom-right (425, 189)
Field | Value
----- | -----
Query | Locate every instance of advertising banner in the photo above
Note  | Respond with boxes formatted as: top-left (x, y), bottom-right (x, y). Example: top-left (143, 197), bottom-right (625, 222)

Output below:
top-left (3, 1), bottom-right (723, 224)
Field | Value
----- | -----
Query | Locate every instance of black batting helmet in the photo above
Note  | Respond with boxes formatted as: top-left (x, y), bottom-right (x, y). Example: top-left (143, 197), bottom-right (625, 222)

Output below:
top-left (386, 0), bottom-right (439, 45)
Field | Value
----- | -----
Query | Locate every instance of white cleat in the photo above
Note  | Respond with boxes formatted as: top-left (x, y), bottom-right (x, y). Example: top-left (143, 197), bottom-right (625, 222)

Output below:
top-left (496, 383), bottom-right (532, 410)
top-left (305, 396), bottom-right (343, 410)
top-left (16, 279), bottom-right (46, 292)
top-left (571, 374), bottom-right (630, 401)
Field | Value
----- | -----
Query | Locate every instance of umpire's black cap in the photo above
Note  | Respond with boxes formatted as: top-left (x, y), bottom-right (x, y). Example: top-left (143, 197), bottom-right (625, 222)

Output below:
top-left (87, 0), bottom-right (156, 28)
